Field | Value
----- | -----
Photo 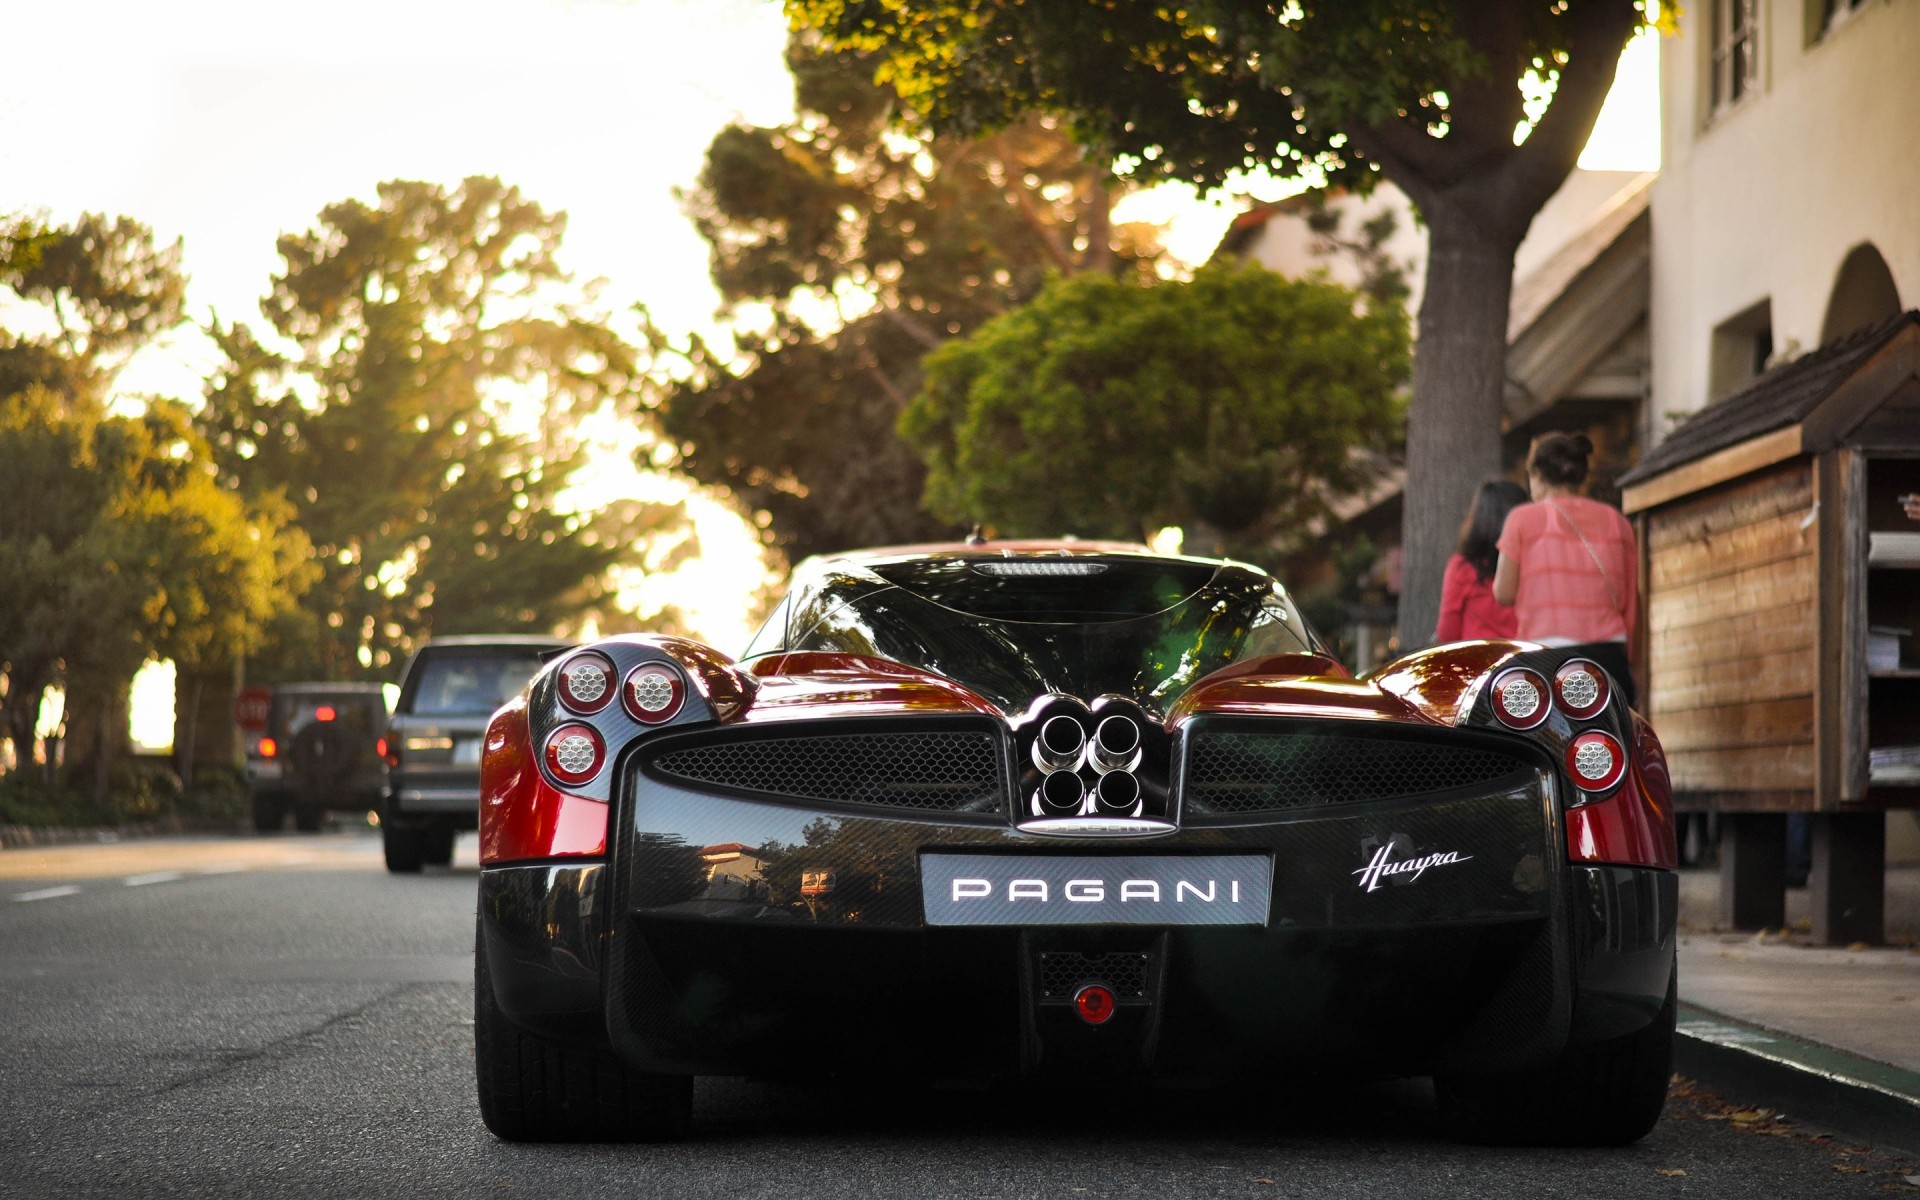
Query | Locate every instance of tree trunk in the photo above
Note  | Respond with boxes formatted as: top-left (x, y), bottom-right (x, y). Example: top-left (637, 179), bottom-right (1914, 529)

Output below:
top-left (175, 674), bottom-right (204, 787)
top-left (1397, 202), bottom-right (1525, 647)
top-left (2, 668), bottom-right (50, 777)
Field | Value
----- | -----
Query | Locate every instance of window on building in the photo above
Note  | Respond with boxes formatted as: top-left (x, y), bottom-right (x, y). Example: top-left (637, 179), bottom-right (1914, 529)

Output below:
top-left (1711, 0), bottom-right (1761, 113)
top-left (1709, 298), bottom-right (1774, 399)
top-left (1819, 0), bottom-right (1869, 38)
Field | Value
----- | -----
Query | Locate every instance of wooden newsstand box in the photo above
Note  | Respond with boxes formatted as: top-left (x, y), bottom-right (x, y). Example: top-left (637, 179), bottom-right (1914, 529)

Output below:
top-left (1619, 311), bottom-right (1920, 943)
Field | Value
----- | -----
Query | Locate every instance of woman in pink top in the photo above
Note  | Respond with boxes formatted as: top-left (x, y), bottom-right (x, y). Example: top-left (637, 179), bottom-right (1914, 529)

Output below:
top-left (1434, 478), bottom-right (1526, 642)
top-left (1494, 432), bottom-right (1640, 705)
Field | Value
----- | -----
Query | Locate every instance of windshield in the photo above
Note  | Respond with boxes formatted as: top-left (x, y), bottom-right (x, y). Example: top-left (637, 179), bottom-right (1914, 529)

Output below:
top-left (405, 652), bottom-right (548, 716)
top-left (745, 555), bottom-right (1325, 714)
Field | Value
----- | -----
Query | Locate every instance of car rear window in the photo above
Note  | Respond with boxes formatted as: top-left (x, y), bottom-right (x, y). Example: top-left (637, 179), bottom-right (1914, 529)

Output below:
top-left (405, 652), bottom-right (547, 715)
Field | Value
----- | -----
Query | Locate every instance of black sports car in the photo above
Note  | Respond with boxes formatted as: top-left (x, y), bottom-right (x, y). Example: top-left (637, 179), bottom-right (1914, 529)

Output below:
top-left (474, 543), bottom-right (1677, 1145)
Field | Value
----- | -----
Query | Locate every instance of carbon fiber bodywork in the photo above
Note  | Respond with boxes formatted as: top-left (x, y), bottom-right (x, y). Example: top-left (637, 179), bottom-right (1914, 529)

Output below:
top-left (474, 707), bottom-right (1672, 1084)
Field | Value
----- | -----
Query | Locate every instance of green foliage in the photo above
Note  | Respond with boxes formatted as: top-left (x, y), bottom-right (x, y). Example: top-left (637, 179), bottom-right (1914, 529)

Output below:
top-left (199, 177), bottom-right (686, 679)
top-left (654, 33), bottom-right (1163, 562)
top-left (905, 259), bottom-right (1408, 549)
top-left (0, 212), bottom-right (185, 401)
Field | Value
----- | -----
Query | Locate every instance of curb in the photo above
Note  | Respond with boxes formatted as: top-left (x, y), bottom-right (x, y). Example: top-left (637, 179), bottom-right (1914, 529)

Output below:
top-left (1674, 1002), bottom-right (1920, 1156)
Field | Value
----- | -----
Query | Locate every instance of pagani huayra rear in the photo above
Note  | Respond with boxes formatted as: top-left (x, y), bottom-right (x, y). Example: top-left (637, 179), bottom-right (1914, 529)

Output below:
top-left (473, 545), bottom-right (1674, 1145)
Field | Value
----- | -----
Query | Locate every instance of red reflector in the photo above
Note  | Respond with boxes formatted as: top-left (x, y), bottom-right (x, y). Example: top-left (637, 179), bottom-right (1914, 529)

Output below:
top-left (1073, 984), bottom-right (1116, 1026)
top-left (315, 705), bottom-right (336, 722)
top-left (375, 737), bottom-right (388, 758)
top-left (258, 737), bottom-right (278, 758)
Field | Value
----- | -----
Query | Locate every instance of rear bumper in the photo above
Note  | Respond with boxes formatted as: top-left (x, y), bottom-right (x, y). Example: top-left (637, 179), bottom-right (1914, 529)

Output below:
top-left (477, 769), bottom-right (1675, 1081)
top-left (387, 779), bottom-right (479, 824)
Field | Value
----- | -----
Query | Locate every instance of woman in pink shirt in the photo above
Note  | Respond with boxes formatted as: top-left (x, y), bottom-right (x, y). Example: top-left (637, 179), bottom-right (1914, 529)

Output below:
top-left (1434, 479), bottom-right (1527, 643)
top-left (1493, 432), bottom-right (1640, 705)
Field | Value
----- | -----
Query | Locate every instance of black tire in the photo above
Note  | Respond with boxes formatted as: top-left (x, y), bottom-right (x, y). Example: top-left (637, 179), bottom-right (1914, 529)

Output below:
top-left (425, 826), bottom-right (456, 866)
top-left (293, 803), bottom-right (324, 833)
top-left (383, 824), bottom-right (426, 873)
top-left (475, 929), bottom-right (692, 1142)
top-left (251, 795), bottom-right (285, 834)
top-left (1435, 973), bottom-right (1675, 1146)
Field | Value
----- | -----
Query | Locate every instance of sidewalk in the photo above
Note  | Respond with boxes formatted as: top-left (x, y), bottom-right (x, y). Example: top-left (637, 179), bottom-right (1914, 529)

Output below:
top-left (1674, 865), bottom-right (1920, 1154)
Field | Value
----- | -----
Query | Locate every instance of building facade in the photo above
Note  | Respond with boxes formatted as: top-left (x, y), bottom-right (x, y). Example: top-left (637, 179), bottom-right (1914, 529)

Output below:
top-left (1651, 0), bottom-right (1918, 433)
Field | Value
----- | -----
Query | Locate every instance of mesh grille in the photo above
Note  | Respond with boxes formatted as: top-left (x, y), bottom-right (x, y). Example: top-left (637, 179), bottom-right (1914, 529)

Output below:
top-left (1184, 728), bottom-right (1531, 815)
top-left (1038, 951), bottom-right (1149, 999)
top-left (647, 730), bottom-right (1004, 812)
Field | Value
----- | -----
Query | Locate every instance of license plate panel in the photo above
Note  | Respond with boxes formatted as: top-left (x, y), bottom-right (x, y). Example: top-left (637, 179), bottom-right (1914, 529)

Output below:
top-left (920, 853), bottom-right (1272, 927)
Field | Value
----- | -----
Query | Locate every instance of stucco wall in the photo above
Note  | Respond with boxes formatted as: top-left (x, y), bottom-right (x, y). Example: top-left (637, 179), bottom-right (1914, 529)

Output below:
top-left (1651, 0), bottom-right (1920, 441)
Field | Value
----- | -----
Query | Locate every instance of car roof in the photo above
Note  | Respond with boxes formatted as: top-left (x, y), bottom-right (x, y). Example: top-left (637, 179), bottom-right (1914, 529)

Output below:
top-left (412, 634), bottom-right (574, 649)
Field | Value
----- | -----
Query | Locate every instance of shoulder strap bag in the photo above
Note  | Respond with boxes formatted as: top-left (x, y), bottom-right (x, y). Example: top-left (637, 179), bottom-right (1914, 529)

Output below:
top-left (1547, 499), bottom-right (1622, 615)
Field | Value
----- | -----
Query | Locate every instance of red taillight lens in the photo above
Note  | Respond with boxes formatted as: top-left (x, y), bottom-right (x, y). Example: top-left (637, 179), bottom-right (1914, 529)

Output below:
top-left (315, 704), bottom-right (336, 722)
top-left (1566, 730), bottom-right (1627, 793)
top-left (258, 737), bottom-right (278, 758)
top-left (1554, 659), bottom-right (1610, 720)
top-left (557, 652), bottom-right (617, 714)
top-left (544, 723), bottom-right (606, 784)
top-left (623, 663), bottom-right (685, 724)
top-left (375, 737), bottom-right (388, 758)
top-left (1074, 984), bottom-right (1117, 1026)
top-left (1490, 668), bottom-right (1551, 730)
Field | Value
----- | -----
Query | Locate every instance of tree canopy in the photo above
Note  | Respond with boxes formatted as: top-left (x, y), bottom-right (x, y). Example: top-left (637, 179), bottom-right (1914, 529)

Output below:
top-left (905, 259), bottom-right (1408, 551)
top-left (653, 33), bottom-right (1162, 563)
top-left (787, 0), bottom-right (1646, 642)
top-left (198, 177), bottom-right (686, 680)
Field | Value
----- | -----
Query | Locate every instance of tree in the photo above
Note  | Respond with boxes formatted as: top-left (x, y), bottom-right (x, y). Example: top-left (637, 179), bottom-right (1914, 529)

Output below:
top-left (198, 177), bottom-right (686, 680)
top-left (654, 33), bottom-right (1163, 563)
top-left (788, 0), bottom-right (1646, 639)
top-left (0, 212), bottom-right (185, 402)
top-left (905, 259), bottom-right (1407, 552)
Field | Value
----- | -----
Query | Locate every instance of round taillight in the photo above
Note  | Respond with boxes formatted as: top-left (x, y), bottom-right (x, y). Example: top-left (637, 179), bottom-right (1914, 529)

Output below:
top-left (557, 652), bottom-right (616, 714)
top-left (1074, 983), bottom-right (1117, 1026)
top-left (544, 723), bottom-right (606, 784)
top-left (1554, 659), bottom-right (1610, 720)
top-left (1566, 730), bottom-right (1627, 793)
top-left (1490, 668), bottom-right (1551, 730)
top-left (623, 662), bottom-right (685, 724)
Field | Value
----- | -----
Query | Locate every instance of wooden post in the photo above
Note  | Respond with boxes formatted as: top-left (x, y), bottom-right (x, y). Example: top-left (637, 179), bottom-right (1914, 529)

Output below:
top-left (1719, 812), bottom-right (1787, 931)
top-left (1809, 812), bottom-right (1885, 945)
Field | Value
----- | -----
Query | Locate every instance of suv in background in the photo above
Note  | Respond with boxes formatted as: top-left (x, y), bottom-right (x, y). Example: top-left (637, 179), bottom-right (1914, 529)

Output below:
top-left (245, 682), bottom-right (390, 833)
top-left (382, 634), bottom-right (571, 872)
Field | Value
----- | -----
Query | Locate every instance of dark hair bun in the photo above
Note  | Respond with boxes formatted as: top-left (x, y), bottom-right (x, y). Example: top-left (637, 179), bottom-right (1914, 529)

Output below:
top-left (1527, 431), bottom-right (1593, 488)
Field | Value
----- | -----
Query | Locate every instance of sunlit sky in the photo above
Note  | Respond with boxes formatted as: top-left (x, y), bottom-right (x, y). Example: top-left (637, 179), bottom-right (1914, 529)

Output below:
top-left (0, 2), bottom-right (1656, 746)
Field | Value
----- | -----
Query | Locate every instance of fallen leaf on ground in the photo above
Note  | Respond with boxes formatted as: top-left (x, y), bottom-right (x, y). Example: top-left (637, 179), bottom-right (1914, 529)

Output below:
top-left (1252, 1179), bottom-right (1274, 1186)
top-left (1832, 1164), bottom-right (1867, 1173)
top-left (1655, 1168), bottom-right (1687, 1177)
top-left (1729, 1108), bottom-right (1773, 1123)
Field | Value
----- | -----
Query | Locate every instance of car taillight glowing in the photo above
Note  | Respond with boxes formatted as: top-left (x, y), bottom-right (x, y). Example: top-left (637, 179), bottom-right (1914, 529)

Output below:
top-left (623, 663), bottom-right (685, 724)
top-left (258, 737), bottom-right (278, 758)
top-left (1074, 983), bottom-right (1117, 1026)
top-left (544, 723), bottom-right (606, 784)
top-left (1554, 659), bottom-right (1610, 720)
top-left (1490, 668), bottom-right (1551, 730)
top-left (315, 704), bottom-right (336, 722)
top-left (557, 652), bottom-right (616, 714)
top-left (1566, 730), bottom-right (1627, 793)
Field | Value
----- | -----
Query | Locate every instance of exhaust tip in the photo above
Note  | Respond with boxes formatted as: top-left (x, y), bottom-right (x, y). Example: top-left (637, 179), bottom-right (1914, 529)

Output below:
top-left (1038, 769), bottom-right (1086, 814)
top-left (1034, 715), bottom-right (1087, 771)
top-left (1094, 769), bottom-right (1139, 814)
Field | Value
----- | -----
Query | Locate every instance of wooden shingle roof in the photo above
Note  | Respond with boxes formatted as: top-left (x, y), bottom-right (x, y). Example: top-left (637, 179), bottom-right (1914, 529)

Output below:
top-left (1622, 310), bottom-right (1920, 486)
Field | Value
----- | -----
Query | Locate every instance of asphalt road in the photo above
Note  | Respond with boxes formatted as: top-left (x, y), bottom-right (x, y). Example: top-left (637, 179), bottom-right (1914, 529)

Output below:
top-left (2, 832), bottom-right (1915, 1199)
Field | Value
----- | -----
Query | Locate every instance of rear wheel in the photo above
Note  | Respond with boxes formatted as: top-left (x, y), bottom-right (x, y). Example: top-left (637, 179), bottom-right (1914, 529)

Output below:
top-left (1435, 974), bottom-right (1675, 1146)
top-left (383, 824), bottom-right (426, 873)
top-left (425, 826), bottom-right (456, 866)
top-left (475, 928), bottom-right (691, 1142)
top-left (250, 795), bottom-right (285, 834)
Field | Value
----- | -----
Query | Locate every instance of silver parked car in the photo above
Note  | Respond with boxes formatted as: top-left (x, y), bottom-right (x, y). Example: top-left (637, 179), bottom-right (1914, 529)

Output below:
top-left (382, 635), bottom-right (571, 872)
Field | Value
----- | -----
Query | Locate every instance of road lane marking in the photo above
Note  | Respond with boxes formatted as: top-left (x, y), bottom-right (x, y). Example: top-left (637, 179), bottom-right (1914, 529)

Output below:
top-left (198, 864), bottom-right (248, 875)
top-left (124, 871), bottom-right (184, 887)
top-left (12, 886), bottom-right (81, 902)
